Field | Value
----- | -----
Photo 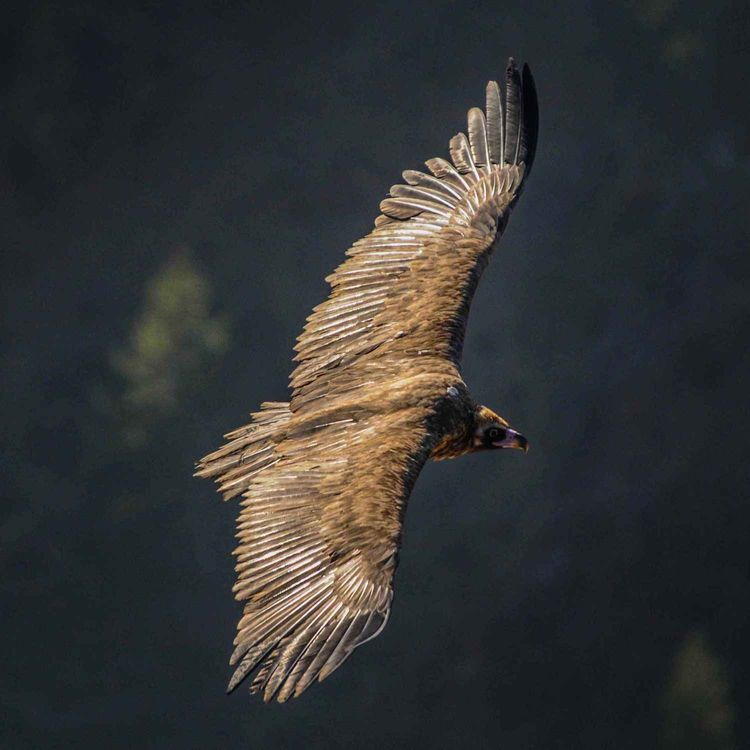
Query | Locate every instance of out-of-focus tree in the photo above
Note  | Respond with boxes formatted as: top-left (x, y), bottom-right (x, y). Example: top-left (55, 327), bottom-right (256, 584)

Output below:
top-left (659, 631), bottom-right (736, 750)
top-left (634, 0), bottom-right (705, 67)
top-left (110, 250), bottom-right (229, 446)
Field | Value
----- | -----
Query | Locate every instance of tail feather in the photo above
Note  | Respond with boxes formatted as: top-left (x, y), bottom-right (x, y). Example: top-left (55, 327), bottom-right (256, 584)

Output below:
top-left (195, 401), bottom-right (291, 500)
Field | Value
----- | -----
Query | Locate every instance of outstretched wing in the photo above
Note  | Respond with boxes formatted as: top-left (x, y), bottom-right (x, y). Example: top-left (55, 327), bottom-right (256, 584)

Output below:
top-left (290, 59), bottom-right (538, 414)
top-left (224, 404), bottom-right (432, 702)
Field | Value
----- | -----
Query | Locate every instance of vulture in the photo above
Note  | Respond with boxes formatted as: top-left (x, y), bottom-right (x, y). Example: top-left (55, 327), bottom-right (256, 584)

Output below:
top-left (196, 58), bottom-right (539, 702)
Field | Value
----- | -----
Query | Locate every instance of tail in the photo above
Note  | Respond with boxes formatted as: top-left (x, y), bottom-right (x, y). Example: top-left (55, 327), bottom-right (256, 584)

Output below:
top-left (195, 401), bottom-right (292, 500)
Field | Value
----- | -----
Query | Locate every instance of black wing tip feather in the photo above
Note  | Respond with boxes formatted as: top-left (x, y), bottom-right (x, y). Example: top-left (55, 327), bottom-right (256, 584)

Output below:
top-left (502, 56), bottom-right (538, 175)
top-left (485, 57), bottom-right (537, 176)
top-left (520, 62), bottom-right (539, 177)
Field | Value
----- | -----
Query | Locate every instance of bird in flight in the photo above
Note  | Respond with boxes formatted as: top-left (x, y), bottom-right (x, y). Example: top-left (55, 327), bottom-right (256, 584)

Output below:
top-left (196, 58), bottom-right (538, 702)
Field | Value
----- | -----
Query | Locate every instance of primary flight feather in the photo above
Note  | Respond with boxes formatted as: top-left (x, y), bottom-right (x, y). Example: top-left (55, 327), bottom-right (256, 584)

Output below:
top-left (196, 57), bottom-right (539, 702)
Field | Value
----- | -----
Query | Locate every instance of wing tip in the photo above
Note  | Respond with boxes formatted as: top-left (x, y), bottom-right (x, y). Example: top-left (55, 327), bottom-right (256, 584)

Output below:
top-left (486, 56), bottom-right (538, 179)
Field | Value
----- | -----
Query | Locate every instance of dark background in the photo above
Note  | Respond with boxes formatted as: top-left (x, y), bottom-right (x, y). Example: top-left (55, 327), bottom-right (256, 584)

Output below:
top-left (2, 1), bottom-right (749, 748)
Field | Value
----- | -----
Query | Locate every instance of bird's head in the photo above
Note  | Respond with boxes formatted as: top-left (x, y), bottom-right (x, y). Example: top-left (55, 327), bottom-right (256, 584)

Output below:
top-left (472, 405), bottom-right (528, 453)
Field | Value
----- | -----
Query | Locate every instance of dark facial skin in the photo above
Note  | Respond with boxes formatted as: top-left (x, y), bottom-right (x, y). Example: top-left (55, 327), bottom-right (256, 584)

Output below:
top-left (482, 423), bottom-right (528, 452)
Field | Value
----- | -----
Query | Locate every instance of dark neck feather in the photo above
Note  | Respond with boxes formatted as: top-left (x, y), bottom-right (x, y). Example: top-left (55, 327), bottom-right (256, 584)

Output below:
top-left (430, 427), bottom-right (474, 460)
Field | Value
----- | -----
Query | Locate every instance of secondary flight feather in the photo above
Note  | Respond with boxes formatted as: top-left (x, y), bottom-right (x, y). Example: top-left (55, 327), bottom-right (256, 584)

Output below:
top-left (196, 58), bottom-right (539, 702)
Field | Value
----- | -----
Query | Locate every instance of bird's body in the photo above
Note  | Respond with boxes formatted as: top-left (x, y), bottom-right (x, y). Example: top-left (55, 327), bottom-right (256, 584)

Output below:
top-left (196, 58), bottom-right (538, 702)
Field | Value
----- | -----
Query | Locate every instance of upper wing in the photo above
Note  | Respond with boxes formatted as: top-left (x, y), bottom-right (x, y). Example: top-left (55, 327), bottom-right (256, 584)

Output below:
top-left (224, 404), bottom-right (432, 702)
top-left (290, 59), bottom-right (538, 414)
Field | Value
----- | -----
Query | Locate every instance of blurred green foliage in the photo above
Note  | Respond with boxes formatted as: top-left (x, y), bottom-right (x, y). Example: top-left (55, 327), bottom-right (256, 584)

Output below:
top-left (110, 251), bottom-right (229, 446)
top-left (660, 632), bottom-right (736, 750)
top-left (635, 0), bottom-right (705, 66)
top-left (636, 0), bottom-right (678, 27)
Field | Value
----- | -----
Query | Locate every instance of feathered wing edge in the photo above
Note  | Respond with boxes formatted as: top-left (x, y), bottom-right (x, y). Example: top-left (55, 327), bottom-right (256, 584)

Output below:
top-left (378, 58), bottom-right (538, 225)
top-left (195, 401), bottom-right (291, 501)
top-left (220, 415), bottom-right (430, 703)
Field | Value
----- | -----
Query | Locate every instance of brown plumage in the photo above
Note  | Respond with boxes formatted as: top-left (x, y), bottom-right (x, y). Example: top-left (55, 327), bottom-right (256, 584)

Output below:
top-left (196, 58), bottom-right (539, 702)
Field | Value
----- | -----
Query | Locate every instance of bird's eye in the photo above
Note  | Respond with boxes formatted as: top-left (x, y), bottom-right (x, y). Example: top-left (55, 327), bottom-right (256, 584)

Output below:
top-left (487, 427), bottom-right (506, 442)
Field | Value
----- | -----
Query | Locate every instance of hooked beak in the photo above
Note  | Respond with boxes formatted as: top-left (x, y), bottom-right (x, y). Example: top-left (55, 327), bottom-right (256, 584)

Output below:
top-left (493, 428), bottom-right (529, 453)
